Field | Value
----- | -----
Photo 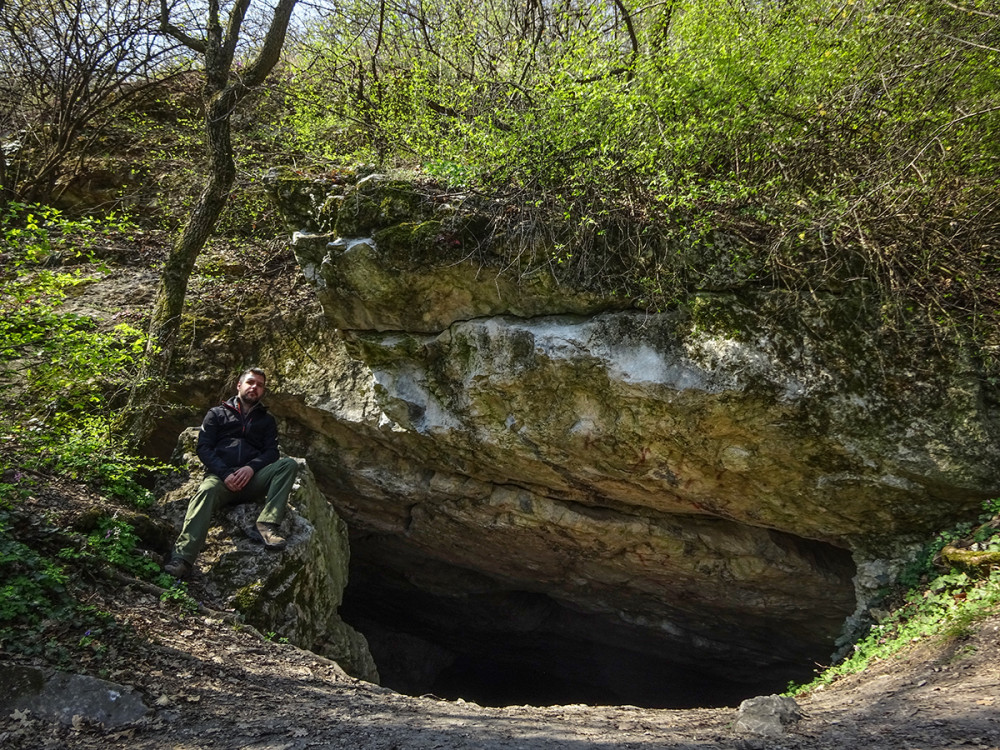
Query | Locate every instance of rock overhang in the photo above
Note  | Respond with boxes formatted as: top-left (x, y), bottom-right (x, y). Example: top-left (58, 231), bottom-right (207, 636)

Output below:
top-left (258, 169), bottom-right (1000, 703)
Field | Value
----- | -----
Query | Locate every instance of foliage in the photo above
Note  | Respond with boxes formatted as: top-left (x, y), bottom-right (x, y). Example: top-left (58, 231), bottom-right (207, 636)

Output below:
top-left (0, 200), bottom-right (191, 660)
top-left (0, 201), bottom-right (161, 505)
top-left (57, 514), bottom-right (167, 583)
top-left (0, 500), bottom-right (197, 666)
top-left (0, 0), bottom-right (185, 202)
top-left (114, 89), bottom-right (206, 230)
top-left (788, 499), bottom-right (1000, 695)
top-left (0, 508), bottom-right (111, 666)
top-left (283, 0), bottom-right (1000, 336)
top-left (0, 514), bottom-right (70, 626)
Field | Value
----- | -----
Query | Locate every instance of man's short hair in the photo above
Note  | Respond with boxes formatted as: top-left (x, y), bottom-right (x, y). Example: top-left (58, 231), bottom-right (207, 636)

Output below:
top-left (239, 367), bottom-right (267, 385)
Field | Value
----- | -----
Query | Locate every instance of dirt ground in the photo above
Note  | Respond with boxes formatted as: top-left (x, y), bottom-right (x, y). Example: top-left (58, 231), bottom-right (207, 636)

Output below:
top-left (3, 577), bottom-right (1000, 750)
top-left (3, 483), bottom-right (1000, 750)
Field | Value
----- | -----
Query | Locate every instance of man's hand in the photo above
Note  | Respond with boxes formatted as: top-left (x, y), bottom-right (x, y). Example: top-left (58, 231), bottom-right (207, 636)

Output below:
top-left (225, 466), bottom-right (255, 492)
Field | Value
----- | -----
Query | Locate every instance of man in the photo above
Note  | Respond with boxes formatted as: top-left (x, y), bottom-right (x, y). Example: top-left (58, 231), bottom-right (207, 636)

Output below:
top-left (164, 367), bottom-right (298, 579)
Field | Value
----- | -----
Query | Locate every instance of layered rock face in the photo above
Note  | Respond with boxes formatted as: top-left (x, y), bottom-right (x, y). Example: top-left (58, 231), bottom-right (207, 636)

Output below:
top-left (257, 171), bottom-right (1000, 706)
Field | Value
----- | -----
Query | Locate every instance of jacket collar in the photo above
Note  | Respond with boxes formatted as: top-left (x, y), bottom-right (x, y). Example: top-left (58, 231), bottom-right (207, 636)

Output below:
top-left (224, 395), bottom-right (268, 414)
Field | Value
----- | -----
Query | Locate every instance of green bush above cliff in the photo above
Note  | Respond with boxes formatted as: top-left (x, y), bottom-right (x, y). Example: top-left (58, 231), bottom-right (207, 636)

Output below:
top-left (282, 0), bottom-right (1000, 336)
top-left (3, 0), bottom-right (998, 343)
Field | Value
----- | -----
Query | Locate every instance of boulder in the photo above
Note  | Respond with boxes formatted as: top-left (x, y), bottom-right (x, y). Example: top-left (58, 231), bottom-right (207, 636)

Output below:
top-left (0, 665), bottom-right (150, 728)
top-left (151, 169), bottom-right (1000, 703)
top-left (734, 694), bottom-right (803, 736)
top-left (160, 428), bottom-right (377, 682)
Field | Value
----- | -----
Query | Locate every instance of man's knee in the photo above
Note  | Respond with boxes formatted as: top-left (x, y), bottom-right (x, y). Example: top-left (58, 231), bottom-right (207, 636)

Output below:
top-left (275, 456), bottom-right (299, 478)
top-left (259, 456), bottom-right (298, 493)
top-left (193, 475), bottom-right (226, 504)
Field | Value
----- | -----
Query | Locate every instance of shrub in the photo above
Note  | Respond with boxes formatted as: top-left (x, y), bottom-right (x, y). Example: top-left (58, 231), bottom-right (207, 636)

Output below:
top-left (0, 201), bottom-right (162, 504)
top-left (282, 0), bottom-right (1000, 337)
top-left (789, 499), bottom-right (1000, 694)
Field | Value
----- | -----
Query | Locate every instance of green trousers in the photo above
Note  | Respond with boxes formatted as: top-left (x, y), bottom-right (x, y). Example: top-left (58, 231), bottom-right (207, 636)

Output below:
top-left (172, 456), bottom-right (299, 563)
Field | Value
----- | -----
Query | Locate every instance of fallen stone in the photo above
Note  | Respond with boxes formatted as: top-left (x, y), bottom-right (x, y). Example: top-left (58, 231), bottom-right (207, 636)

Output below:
top-left (734, 694), bottom-right (802, 736)
top-left (0, 665), bottom-right (150, 727)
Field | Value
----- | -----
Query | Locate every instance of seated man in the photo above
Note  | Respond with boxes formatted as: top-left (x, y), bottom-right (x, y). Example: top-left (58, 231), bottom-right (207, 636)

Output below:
top-left (164, 367), bottom-right (298, 579)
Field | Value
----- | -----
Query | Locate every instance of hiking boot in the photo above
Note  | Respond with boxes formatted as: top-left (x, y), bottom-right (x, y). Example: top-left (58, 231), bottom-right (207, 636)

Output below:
top-left (164, 557), bottom-right (192, 579)
top-left (256, 522), bottom-right (287, 551)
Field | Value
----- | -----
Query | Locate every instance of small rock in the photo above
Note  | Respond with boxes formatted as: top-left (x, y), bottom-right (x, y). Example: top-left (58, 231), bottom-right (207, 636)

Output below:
top-left (734, 694), bottom-right (802, 737)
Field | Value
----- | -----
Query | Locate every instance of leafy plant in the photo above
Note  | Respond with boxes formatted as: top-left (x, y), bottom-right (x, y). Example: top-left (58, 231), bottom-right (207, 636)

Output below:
top-left (280, 0), bottom-right (1000, 344)
top-left (0, 519), bottom-right (70, 625)
top-left (58, 514), bottom-right (162, 581)
top-left (788, 500), bottom-right (1000, 695)
top-left (159, 580), bottom-right (199, 612)
top-left (0, 201), bottom-right (164, 505)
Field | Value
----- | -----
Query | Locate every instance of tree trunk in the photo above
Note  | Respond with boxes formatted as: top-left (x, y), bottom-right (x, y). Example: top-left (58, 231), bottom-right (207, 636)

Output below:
top-left (120, 0), bottom-right (297, 445)
top-left (123, 89), bottom-right (238, 443)
top-left (0, 148), bottom-right (8, 208)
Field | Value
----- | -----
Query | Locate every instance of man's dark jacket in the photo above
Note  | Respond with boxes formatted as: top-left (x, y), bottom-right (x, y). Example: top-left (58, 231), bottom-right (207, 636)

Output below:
top-left (197, 397), bottom-right (279, 480)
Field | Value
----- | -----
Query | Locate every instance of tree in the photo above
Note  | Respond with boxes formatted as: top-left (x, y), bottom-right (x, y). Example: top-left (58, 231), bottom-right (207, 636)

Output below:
top-left (125, 0), bottom-right (298, 439)
top-left (0, 0), bottom-right (175, 203)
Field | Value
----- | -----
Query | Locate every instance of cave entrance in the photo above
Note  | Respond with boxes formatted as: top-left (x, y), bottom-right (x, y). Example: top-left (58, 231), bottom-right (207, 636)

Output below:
top-left (340, 548), bottom-right (854, 709)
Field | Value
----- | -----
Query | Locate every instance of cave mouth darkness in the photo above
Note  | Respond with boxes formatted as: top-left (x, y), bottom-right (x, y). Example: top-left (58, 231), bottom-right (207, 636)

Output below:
top-left (340, 542), bottom-right (858, 710)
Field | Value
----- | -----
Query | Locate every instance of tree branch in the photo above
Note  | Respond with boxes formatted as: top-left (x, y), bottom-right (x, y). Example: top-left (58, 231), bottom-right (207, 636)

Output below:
top-left (159, 0), bottom-right (206, 53)
top-left (610, 0), bottom-right (639, 73)
top-left (940, 0), bottom-right (999, 20)
top-left (222, 0), bottom-right (252, 72)
top-left (242, 0), bottom-right (299, 86)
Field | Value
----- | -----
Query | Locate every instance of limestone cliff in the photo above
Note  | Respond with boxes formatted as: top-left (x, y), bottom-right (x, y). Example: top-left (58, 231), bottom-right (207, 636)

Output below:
top-left (185, 169), bottom-right (1000, 706)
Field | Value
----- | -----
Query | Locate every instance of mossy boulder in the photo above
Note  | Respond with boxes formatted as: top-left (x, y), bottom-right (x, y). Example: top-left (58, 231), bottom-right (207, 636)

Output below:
top-left (159, 428), bottom-right (377, 682)
top-left (204, 168), bottom-right (1000, 689)
top-left (266, 169), bottom-right (626, 333)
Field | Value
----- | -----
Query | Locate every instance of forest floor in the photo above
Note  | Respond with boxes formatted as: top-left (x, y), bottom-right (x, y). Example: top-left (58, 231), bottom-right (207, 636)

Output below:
top-left (2, 478), bottom-right (1000, 750)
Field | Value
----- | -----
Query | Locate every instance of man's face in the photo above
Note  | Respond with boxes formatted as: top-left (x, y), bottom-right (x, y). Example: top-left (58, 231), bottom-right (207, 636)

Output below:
top-left (237, 372), bottom-right (266, 405)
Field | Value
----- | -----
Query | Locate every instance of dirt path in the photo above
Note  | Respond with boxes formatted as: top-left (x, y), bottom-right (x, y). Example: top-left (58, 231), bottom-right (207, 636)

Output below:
top-left (4, 586), bottom-right (1000, 750)
top-left (3, 481), bottom-right (1000, 750)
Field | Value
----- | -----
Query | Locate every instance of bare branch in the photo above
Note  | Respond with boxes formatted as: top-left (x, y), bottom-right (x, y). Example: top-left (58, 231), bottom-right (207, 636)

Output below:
top-left (940, 0), bottom-right (999, 20)
top-left (242, 0), bottom-right (300, 86)
top-left (222, 0), bottom-right (252, 72)
top-left (610, 0), bottom-right (640, 71)
top-left (159, 0), bottom-right (207, 53)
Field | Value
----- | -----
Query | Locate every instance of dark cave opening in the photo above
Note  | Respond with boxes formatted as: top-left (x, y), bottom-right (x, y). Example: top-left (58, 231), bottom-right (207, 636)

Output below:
top-left (340, 551), bottom-right (852, 709)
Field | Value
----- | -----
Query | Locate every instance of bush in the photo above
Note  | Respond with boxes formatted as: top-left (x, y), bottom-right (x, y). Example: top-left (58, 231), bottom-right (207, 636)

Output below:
top-left (282, 0), bottom-right (1000, 335)
top-left (0, 201), bottom-right (161, 505)
top-left (788, 499), bottom-right (1000, 694)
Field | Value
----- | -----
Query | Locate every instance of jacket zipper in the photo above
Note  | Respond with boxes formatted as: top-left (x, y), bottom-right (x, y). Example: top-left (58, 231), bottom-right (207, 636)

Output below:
top-left (226, 399), bottom-right (256, 467)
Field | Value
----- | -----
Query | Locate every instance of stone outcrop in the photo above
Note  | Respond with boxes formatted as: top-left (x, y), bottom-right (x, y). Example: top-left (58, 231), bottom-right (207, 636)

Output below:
top-left (170, 169), bottom-right (1000, 705)
top-left (734, 694), bottom-right (802, 736)
top-left (160, 428), bottom-right (377, 682)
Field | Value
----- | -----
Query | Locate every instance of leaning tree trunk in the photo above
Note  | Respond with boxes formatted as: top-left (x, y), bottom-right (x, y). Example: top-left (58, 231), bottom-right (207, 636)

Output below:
top-left (120, 0), bottom-right (298, 445)
top-left (123, 88), bottom-right (238, 443)
top-left (0, 149), bottom-right (8, 207)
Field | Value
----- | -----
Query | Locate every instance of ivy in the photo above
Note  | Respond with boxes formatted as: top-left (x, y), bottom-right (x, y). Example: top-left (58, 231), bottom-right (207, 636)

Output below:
top-left (0, 514), bottom-right (71, 626)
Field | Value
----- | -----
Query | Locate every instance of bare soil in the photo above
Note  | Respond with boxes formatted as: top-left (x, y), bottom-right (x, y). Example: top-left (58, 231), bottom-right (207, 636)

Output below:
top-left (3, 479), bottom-right (1000, 750)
